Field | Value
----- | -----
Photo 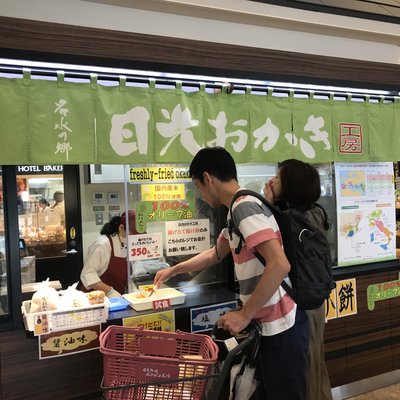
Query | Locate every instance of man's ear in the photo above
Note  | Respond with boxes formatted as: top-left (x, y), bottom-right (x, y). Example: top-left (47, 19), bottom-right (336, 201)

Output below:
top-left (203, 171), bottom-right (213, 185)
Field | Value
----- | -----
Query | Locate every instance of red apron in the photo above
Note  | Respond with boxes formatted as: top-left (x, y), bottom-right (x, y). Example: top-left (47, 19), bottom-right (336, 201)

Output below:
top-left (99, 236), bottom-right (128, 295)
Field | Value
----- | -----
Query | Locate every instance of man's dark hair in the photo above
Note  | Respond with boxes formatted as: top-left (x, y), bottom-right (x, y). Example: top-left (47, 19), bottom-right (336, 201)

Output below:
top-left (278, 159), bottom-right (321, 210)
top-left (189, 147), bottom-right (237, 183)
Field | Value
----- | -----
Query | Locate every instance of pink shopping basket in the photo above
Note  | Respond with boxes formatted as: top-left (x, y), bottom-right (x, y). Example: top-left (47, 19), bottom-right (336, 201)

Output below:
top-left (99, 325), bottom-right (219, 400)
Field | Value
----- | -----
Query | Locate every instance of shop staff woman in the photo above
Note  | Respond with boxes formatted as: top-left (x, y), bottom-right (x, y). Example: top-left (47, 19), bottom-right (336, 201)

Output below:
top-left (80, 211), bottom-right (138, 297)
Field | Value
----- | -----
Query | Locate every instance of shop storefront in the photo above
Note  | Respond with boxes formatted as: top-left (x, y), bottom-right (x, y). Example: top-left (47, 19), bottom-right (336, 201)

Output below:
top-left (0, 12), bottom-right (399, 400)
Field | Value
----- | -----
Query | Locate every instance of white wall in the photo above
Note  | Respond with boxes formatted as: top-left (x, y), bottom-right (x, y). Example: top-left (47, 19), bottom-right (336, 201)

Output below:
top-left (0, 0), bottom-right (399, 64)
top-left (79, 166), bottom-right (126, 259)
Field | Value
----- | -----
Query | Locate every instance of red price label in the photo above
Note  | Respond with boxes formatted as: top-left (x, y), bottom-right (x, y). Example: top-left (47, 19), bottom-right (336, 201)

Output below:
top-left (152, 299), bottom-right (171, 310)
top-left (130, 247), bottom-right (148, 257)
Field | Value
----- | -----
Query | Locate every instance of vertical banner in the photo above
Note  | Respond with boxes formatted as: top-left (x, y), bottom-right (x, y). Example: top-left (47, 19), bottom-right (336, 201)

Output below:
top-left (292, 97), bottom-right (333, 163)
top-left (29, 78), bottom-right (96, 164)
top-left (95, 83), bottom-right (154, 164)
top-left (0, 78), bottom-right (30, 164)
top-left (368, 101), bottom-right (400, 161)
top-left (153, 86), bottom-right (205, 163)
top-left (335, 162), bottom-right (396, 266)
top-left (249, 93), bottom-right (294, 163)
top-left (203, 90), bottom-right (251, 163)
top-left (332, 100), bottom-right (370, 162)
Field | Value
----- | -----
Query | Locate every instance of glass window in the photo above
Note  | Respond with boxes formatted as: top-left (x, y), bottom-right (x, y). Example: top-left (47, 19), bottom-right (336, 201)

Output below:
top-left (236, 162), bottom-right (338, 265)
top-left (122, 164), bottom-right (224, 292)
top-left (315, 163), bottom-right (337, 265)
top-left (0, 170), bottom-right (7, 315)
top-left (237, 164), bottom-right (277, 194)
top-left (17, 171), bottom-right (66, 266)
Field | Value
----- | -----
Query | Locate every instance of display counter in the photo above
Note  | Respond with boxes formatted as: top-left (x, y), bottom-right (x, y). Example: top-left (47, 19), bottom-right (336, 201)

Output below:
top-left (0, 285), bottom-right (238, 400)
top-left (107, 285), bottom-right (239, 332)
top-left (326, 260), bottom-right (400, 387)
top-left (1, 259), bottom-right (399, 400)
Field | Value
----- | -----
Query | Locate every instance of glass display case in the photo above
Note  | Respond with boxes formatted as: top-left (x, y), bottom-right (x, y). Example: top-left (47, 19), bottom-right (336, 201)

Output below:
top-left (16, 170), bottom-right (66, 259)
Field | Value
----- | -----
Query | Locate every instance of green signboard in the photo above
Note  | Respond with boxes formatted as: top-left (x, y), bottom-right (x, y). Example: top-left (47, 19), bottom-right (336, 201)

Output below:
top-left (367, 272), bottom-right (400, 310)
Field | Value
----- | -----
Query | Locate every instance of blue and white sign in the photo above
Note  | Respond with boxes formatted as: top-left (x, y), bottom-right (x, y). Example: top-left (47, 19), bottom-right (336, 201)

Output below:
top-left (190, 301), bottom-right (238, 333)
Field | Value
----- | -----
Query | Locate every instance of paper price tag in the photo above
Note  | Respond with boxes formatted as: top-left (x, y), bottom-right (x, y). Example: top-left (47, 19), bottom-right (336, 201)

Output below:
top-left (224, 337), bottom-right (238, 352)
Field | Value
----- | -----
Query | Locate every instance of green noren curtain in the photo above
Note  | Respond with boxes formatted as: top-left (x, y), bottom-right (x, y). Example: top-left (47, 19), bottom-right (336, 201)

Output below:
top-left (0, 76), bottom-right (398, 165)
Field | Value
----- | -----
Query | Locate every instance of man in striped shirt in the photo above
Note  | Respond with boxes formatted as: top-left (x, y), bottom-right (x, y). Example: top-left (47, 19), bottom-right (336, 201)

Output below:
top-left (154, 147), bottom-right (309, 399)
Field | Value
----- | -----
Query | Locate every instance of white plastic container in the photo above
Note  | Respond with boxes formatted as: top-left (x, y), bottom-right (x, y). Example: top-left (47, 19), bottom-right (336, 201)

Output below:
top-left (21, 300), bottom-right (109, 335)
top-left (123, 288), bottom-right (186, 311)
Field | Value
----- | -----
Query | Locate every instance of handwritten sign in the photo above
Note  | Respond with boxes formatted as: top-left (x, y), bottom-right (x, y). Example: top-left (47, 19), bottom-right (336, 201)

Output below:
top-left (128, 233), bottom-right (162, 261)
top-left (165, 219), bottom-right (210, 256)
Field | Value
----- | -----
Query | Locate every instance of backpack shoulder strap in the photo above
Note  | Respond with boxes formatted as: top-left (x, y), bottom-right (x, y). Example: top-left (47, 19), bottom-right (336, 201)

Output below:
top-left (229, 189), bottom-right (275, 215)
top-left (228, 189), bottom-right (277, 255)
top-left (313, 203), bottom-right (330, 230)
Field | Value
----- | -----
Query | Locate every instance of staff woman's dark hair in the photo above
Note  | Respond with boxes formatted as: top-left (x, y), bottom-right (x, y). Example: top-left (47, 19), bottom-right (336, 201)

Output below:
top-left (100, 216), bottom-right (122, 236)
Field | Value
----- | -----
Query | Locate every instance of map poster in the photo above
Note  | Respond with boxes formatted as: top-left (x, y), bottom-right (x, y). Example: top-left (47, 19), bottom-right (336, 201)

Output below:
top-left (334, 162), bottom-right (396, 267)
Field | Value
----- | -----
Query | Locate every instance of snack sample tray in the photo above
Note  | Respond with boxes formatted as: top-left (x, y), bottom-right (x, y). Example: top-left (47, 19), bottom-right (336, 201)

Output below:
top-left (123, 288), bottom-right (186, 311)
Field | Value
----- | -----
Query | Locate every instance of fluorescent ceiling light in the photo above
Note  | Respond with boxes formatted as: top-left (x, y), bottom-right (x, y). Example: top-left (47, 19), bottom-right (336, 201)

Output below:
top-left (0, 58), bottom-right (396, 96)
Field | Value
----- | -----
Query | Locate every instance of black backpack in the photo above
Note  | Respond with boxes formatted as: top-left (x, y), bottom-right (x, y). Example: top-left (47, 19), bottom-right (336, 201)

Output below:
top-left (228, 189), bottom-right (336, 310)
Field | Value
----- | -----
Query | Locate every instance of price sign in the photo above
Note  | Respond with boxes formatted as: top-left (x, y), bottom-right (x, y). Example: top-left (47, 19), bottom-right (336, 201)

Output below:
top-left (128, 233), bottom-right (162, 261)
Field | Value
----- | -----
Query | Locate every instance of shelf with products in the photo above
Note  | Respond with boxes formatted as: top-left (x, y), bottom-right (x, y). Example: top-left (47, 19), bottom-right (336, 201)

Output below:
top-left (19, 211), bottom-right (66, 259)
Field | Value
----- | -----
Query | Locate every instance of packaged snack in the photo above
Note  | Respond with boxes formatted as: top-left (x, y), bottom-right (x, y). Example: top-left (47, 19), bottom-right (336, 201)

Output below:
top-left (58, 282), bottom-right (91, 309)
top-left (30, 278), bottom-right (60, 313)
top-left (88, 290), bottom-right (105, 305)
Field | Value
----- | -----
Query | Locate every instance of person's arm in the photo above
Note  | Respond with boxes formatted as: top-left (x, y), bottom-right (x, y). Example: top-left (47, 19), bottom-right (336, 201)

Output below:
top-left (154, 238), bottom-right (230, 287)
top-left (87, 281), bottom-right (115, 296)
top-left (219, 238), bottom-right (290, 335)
top-left (80, 237), bottom-right (115, 295)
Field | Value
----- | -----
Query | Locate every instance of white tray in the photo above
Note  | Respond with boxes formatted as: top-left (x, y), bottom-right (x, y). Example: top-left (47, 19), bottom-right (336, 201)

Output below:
top-left (21, 300), bottom-right (109, 335)
top-left (123, 288), bottom-right (186, 311)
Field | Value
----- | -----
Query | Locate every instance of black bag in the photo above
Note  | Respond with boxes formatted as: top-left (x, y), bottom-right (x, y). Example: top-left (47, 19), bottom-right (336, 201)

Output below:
top-left (228, 189), bottom-right (336, 310)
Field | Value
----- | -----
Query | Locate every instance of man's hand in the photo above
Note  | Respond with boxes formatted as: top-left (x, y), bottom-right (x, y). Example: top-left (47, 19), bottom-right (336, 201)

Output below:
top-left (154, 266), bottom-right (175, 288)
top-left (218, 310), bottom-right (251, 336)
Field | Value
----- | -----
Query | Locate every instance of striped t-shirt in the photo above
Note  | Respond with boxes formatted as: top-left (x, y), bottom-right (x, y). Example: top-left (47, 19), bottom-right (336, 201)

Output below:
top-left (220, 191), bottom-right (296, 336)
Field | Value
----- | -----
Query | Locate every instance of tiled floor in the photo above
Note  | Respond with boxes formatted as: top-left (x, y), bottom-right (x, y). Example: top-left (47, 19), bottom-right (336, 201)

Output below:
top-left (346, 383), bottom-right (400, 399)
